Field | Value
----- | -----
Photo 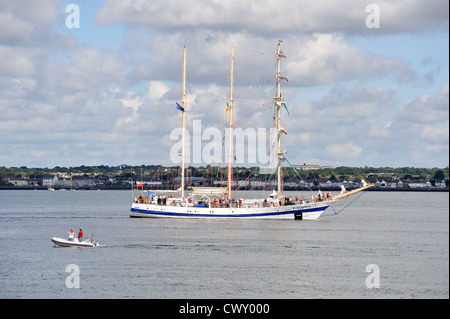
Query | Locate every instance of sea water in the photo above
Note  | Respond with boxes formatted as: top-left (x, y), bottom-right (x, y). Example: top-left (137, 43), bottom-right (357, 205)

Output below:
top-left (0, 190), bottom-right (448, 299)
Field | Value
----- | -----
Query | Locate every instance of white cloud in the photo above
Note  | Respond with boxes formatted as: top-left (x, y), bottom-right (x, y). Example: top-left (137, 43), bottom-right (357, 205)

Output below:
top-left (119, 91), bottom-right (142, 111)
top-left (0, 45), bottom-right (36, 77)
top-left (286, 33), bottom-right (417, 86)
top-left (115, 29), bottom-right (419, 90)
top-left (147, 81), bottom-right (170, 102)
top-left (420, 124), bottom-right (449, 143)
top-left (97, 0), bottom-right (448, 34)
top-left (399, 83), bottom-right (449, 124)
top-left (326, 142), bottom-right (363, 160)
top-left (0, 0), bottom-right (61, 46)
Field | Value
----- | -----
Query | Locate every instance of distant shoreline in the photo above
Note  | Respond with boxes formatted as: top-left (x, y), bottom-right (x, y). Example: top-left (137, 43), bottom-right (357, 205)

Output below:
top-left (0, 186), bottom-right (448, 192)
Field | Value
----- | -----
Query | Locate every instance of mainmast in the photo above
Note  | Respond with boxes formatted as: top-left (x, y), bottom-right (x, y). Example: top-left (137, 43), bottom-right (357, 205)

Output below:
top-left (181, 46), bottom-right (187, 200)
top-left (227, 43), bottom-right (235, 200)
top-left (274, 40), bottom-right (288, 200)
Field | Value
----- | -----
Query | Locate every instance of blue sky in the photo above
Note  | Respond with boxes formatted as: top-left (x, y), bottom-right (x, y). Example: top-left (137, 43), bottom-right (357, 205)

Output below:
top-left (0, 0), bottom-right (448, 168)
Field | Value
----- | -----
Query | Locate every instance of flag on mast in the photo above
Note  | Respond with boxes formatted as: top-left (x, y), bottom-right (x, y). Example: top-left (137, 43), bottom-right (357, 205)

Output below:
top-left (176, 102), bottom-right (185, 112)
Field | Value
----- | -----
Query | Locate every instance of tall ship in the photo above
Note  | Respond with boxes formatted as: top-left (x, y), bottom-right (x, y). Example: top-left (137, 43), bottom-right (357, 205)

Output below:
top-left (130, 41), bottom-right (372, 220)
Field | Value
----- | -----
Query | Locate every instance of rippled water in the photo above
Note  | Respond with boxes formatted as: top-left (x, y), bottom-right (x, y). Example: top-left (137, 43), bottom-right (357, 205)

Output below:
top-left (0, 190), bottom-right (448, 299)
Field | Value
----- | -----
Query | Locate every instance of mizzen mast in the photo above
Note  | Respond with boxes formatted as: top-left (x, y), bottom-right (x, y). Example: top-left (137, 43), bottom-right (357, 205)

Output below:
top-left (274, 40), bottom-right (288, 201)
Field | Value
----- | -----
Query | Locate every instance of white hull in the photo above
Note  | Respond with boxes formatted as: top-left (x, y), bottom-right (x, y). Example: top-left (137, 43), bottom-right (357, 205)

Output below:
top-left (130, 201), bottom-right (333, 220)
top-left (51, 237), bottom-right (99, 247)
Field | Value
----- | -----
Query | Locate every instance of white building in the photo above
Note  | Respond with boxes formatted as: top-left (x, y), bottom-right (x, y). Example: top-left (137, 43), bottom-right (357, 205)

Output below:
top-left (10, 179), bottom-right (29, 186)
top-left (43, 175), bottom-right (58, 186)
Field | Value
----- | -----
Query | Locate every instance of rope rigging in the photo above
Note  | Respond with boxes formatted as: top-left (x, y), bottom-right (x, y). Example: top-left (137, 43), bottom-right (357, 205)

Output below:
top-left (326, 189), bottom-right (368, 217)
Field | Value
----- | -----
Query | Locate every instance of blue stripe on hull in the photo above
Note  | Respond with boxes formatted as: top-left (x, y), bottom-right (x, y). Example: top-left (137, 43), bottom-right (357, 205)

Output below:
top-left (130, 205), bottom-right (329, 218)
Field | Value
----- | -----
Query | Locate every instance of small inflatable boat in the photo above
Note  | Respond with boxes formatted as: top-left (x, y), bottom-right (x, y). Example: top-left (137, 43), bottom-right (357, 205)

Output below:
top-left (51, 236), bottom-right (99, 247)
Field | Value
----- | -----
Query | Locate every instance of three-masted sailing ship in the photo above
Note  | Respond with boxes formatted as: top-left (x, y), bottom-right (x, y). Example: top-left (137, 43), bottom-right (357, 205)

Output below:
top-left (130, 41), bottom-right (372, 219)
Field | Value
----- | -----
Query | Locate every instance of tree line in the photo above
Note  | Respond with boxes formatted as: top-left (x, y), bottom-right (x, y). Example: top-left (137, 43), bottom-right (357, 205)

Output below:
top-left (1, 165), bottom-right (448, 183)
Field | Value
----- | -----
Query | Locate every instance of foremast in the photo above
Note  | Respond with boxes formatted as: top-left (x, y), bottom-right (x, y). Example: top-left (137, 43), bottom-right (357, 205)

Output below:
top-left (274, 40), bottom-right (288, 201)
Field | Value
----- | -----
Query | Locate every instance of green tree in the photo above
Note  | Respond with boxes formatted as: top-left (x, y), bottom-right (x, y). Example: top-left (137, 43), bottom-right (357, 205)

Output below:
top-left (433, 170), bottom-right (445, 180)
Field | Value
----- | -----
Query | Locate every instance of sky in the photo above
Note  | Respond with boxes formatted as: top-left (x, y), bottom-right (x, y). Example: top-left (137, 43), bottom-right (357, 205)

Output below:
top-left (0, 0), bottom-right (448, 169)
